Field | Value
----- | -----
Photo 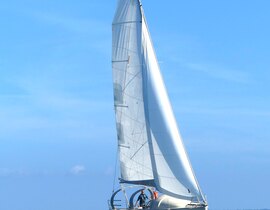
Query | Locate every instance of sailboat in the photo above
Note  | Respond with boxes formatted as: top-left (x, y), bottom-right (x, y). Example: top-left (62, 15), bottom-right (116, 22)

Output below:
top-left (110, 0), bottom-right (208, 209)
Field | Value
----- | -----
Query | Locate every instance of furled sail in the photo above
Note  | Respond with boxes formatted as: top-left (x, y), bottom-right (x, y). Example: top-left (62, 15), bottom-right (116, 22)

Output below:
top-left (112, 0), bottom-right (205, 202)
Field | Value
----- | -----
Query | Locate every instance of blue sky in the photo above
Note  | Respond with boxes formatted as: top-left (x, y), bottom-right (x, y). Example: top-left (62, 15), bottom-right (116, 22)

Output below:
top-left (0, 0), bottom-right (270, 210)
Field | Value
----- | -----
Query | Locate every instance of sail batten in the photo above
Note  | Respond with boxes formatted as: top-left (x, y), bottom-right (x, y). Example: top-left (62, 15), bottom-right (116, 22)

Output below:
top-left (113, 20), bottom-right (142, 25)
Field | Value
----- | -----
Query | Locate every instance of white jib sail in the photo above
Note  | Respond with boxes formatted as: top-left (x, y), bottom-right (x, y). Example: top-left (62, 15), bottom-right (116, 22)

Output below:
top-left (141, 10), bottom-right (204, 201)
top-left (112, 0), bottom-right (205, 202)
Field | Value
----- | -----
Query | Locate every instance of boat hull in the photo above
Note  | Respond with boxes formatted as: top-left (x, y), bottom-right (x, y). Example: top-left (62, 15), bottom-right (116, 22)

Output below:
top-left (109, 193), bottom-right (207, 210)
top-left (109, 207), bottom-right (207, 210)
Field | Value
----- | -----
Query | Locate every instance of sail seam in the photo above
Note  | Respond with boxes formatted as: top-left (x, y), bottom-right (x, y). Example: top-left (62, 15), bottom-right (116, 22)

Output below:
top-left (122, 71), bottom-right (141, 92)
top-left (130, 141), bottom-right (148, 160)
top-left (121, 162), bottom-right (153, 172)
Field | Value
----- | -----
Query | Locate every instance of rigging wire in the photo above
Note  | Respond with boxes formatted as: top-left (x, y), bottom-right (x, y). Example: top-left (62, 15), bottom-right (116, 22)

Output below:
top-left (112, 146), bottom-right (119, 193)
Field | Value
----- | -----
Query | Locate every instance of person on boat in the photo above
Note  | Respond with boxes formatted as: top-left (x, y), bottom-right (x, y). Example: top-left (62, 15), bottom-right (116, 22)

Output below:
top-left (150, 188), bottom-right (158, 200)
top-left (135, 190), bottom-right (148, 208)
top-left (153, 190), bottom-right (158, 200)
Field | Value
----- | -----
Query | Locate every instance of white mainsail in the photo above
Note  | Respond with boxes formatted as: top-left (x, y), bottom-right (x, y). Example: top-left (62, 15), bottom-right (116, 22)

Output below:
top-left (112, 0), bottom-right (154, 183)
top-left (112, 0), bottom-right (205, 202)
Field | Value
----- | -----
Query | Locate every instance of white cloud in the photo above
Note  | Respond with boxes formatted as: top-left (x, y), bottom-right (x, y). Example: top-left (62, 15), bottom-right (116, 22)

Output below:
top-left (186, 63), bottom-right (252, 84)
top-left (28, 10), bottom-right (108, 35)
top-left (70, 165), bottom-right (86, 175)
top-left (0, 168), bottom-right (30, 177)
top-left (0, 167), bottom-right (90, 177)
top-left (104, 166), bottom-right (114, 176)
top-left (0, 168), bottom-right (11, 177)
top-left (176, 107), bottom-right (270, 118)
